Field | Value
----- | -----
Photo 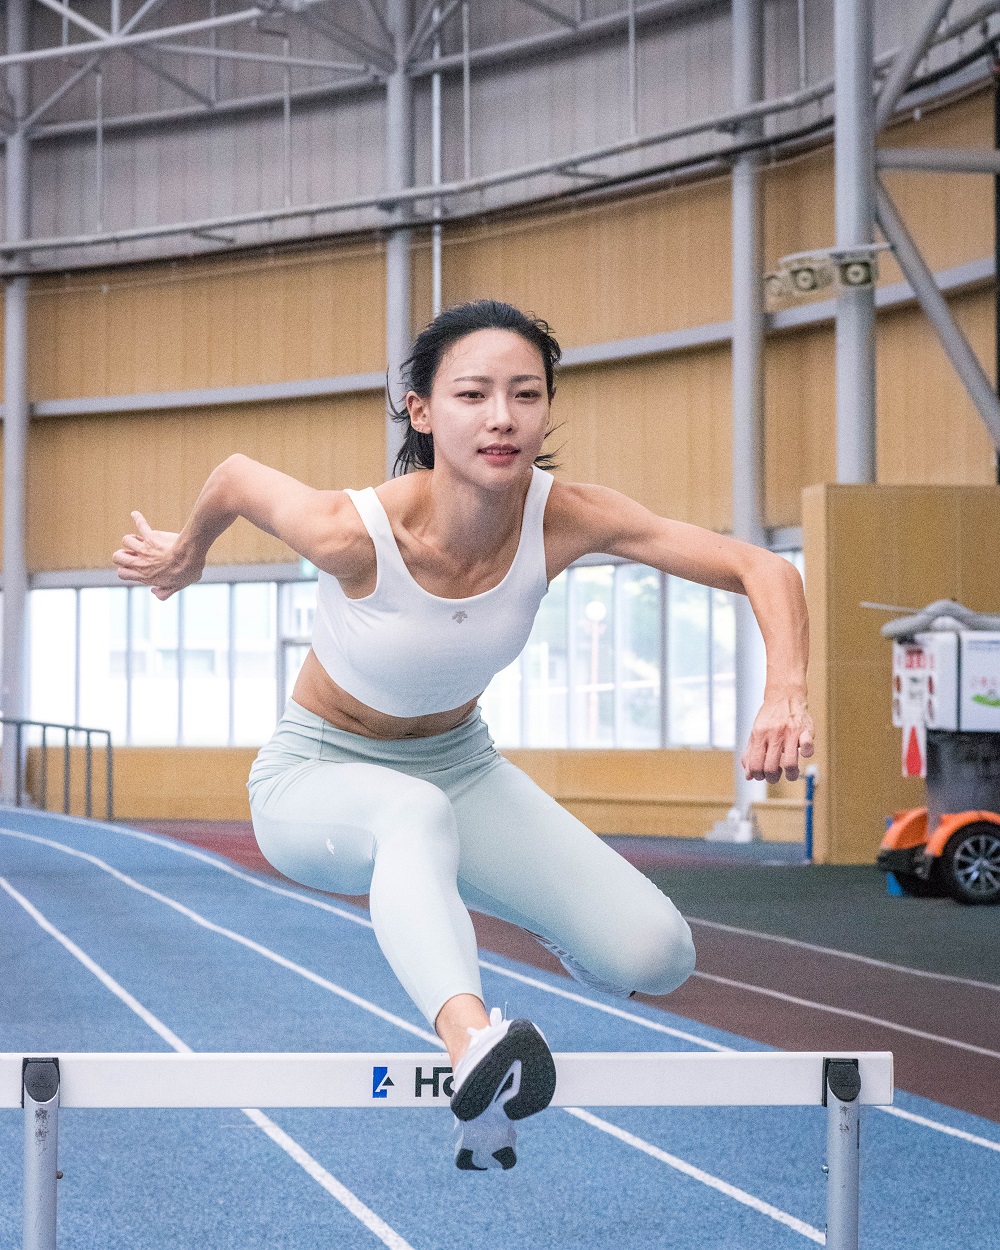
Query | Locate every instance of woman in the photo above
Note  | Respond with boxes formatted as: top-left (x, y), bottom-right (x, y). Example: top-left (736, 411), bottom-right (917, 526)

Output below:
top-left (113, 300), bottom-right (814, 1172)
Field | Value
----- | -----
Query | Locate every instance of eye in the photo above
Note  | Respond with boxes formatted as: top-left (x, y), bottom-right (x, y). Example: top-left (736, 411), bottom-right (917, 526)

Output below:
top-left (516, 389), bottom-right (542, 400)
top-left (457, 389), bottom-right (484, 399)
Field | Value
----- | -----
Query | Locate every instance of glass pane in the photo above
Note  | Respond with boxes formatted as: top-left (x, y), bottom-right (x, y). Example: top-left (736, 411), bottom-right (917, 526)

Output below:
top-left (233, 583), bottom-right (278, 745)
top-left (78, 588), bottom-right (128, 742)
top-left (181, 584), bottom-right (230, 746)
top-left (711, 589), bottom-right (736, 749)
top-left (616, 565), bottom-right (662, 747)
top-left (130, 589), bottom-right (179, 745)
top-left (479, 657), bottom-right (522, 747)
top-left (30, 589), bottom-right (77, 726)
top-left (522, 571), bottom-right (568, 747)
top-left (283, 581), bottom-right (317, 641)
top-left (571, 566), bottom-right (614, 747)
top-left (667, 576), bottom-right (710, 746)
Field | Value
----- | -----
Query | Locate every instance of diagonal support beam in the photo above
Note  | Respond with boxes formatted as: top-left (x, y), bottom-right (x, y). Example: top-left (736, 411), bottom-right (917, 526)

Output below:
top-left (874, 0), bottom-right (954, 132)
top-left (875, 178), bottom-right (1000, 449)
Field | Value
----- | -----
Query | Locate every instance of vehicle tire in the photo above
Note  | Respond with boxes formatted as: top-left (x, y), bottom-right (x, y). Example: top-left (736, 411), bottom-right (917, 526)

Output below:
top-left (940, 823), bottom-right (1000, 905)
top-left (891, 869), bottom-right (947, 899)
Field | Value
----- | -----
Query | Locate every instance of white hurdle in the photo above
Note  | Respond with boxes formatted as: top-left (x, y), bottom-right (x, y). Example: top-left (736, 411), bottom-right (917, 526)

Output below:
top-left (5, 1049), bottom-right (893, 1250)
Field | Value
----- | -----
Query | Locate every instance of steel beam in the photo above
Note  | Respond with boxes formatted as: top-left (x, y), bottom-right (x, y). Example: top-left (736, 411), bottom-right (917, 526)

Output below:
top-left (0, 8), bottom-right (262, 69)
top-left (876, 179), bottom-right (1000, 449)
top-left (730, 0), bottom-right (768, 826)
top-left (874, 0), bottom-right (955, 133)
top-left (834, 0), bottom-right (877, 484)
top-left (2, 0), bottom-right (30, 806)
top-left (877, 145), bottom-right (1000, 174)
top-left (385, 0), bottom-right (414, 478)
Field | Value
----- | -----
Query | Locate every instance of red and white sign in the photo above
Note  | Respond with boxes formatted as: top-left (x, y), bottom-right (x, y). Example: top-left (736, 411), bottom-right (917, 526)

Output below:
top-left (892, 642), bottom-right (926, 778)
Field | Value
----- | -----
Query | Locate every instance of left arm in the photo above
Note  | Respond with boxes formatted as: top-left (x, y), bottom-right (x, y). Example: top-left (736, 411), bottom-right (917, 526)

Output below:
top-left (549, 483), bottom-right (814, 782)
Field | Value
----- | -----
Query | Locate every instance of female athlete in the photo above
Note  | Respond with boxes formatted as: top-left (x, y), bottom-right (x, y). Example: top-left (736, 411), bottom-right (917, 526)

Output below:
top-left (113, 299), bottom-right (814, 1172)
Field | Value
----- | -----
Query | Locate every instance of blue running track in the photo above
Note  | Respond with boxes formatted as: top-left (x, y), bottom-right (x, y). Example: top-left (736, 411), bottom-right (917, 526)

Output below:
top-left (2, 809), bottom-right (998, 1249)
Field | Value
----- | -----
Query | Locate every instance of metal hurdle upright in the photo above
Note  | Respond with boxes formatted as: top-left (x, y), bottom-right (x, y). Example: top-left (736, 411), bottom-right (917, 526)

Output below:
top-left (6, 1049), bottom-right (893, 1250)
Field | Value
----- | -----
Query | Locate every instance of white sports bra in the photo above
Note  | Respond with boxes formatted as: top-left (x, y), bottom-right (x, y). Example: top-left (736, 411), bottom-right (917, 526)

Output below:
top-left (311, 466), bottom-right (554, 717)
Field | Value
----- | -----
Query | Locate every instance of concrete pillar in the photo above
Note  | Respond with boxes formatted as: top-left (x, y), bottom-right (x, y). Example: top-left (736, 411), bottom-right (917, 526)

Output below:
top-left (834, 0), bottom-right (877, 483)
top-left (385, 0), bottom-right (413, 479)
top-left (1, 0), bottom-right (31, 803)
top-left (729, 0), bottom-right (768, 828)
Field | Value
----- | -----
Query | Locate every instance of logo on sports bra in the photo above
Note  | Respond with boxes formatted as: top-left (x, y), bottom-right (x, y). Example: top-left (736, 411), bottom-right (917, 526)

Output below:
top-left (452, 610), bottom-right (468, 624)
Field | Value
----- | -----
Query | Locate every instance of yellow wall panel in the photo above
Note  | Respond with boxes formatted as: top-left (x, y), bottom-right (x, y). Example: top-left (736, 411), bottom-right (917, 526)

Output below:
top-left (552, 348), bottom-right (732, 529)
top-left (27, 392), bottom-right (385, 572)
top-left (28, 240), bottom-right (386, 401)
top-left (440, 178), bottom-right (733, 348)
top-left (877, 289), bottom-right (998, 486)
top-left (764, 322), bottom-right (837, 528)
top-left (804, 483), bottom-right (1000, 865)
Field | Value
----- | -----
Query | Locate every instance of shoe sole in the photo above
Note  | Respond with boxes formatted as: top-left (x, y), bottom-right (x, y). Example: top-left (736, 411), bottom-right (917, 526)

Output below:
top-left (455, 1145), bottom-right (518, 1171)
top-left (451, 1019), bottom-right (556, 1123)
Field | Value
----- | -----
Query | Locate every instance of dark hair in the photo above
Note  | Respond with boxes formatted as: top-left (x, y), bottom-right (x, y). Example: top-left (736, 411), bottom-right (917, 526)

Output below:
top-left (390, 299), bottom-right (562, 476)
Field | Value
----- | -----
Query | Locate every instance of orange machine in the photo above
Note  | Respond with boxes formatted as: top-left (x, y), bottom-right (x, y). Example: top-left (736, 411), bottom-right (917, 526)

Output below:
top-left (878, 806), bottom-right (1000, 903)
top-left (876, 600), bottom-right (1000, 905)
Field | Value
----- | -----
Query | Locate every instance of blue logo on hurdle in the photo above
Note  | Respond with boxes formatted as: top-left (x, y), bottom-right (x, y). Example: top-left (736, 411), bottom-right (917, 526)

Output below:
top-left (372, 1066), bottom-right (394, 1098)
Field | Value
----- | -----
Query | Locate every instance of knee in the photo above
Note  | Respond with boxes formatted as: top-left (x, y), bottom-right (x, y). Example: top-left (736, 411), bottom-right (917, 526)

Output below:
top-left (622, 905), bottom-right (696, 997)
top-left (376, 779), bottom-right (457, 851)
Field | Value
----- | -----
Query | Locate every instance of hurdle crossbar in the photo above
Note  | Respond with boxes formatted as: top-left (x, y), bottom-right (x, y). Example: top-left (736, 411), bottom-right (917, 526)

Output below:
top-left (8, 1050), bottom-right (893, 1250)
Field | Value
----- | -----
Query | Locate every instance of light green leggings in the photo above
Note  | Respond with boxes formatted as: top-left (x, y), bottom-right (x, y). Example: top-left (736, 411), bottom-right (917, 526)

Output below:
top-left (248, 699), bottom-right (695, 1026)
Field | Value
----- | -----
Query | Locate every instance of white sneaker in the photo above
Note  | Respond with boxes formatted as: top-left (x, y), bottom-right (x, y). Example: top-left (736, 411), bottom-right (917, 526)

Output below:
top-left (451, 1007), bottom-right (556, 1172)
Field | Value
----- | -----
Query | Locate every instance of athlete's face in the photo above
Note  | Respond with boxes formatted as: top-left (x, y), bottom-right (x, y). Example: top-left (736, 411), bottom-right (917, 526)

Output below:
top-left (406, 329), bottom-right (550, 485)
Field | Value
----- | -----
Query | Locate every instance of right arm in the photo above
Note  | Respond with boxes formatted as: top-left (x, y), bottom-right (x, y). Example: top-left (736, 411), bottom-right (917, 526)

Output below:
top-left (112, 454), bottom-right (364, 599)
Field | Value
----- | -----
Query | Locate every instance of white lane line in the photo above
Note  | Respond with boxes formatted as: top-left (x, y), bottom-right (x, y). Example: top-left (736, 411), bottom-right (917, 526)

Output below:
top-left (0, 875), bottom-right (189, 1052)
top-left (91, 823), bottom-right (375, 929)
top-left (565, 1108), bottom-right (825, 1244)
top-left (0, 873), bottom-right (417, 1250)
top-left (0, 828), bottom-right (437, 1046)
top-left (879, 1105), bottom-right (1000, 1154)
top-left (691, 970), bottom-right (1000, 1061)
top-left (478, 960), bottom-right (733, 1052)
top-left (3, 849), bottom-right (825, 1246)
top-left (685, 916), bottom-right (1000, 994)
top-left (14, 819), bottom-right (1000, 1154)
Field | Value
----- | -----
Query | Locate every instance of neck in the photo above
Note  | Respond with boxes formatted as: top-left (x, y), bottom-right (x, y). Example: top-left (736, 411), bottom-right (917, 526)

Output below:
top-left (414, 463), bottom-right (533, 565)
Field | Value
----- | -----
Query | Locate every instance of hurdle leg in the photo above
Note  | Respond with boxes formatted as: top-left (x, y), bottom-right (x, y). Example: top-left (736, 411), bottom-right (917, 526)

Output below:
top-left (824, 1058), bottom-right (862, 1250)
top-left (22, 1058), bottom-right (60, 1250)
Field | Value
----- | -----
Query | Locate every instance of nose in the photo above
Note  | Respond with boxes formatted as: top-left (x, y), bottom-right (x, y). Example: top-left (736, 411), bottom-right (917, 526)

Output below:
top-left (486, 394), bottom-right (515, 432)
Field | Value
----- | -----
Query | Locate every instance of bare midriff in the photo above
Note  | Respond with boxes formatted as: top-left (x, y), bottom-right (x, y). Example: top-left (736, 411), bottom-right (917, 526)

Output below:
top-left (290, 646), bottom-right (480, 740)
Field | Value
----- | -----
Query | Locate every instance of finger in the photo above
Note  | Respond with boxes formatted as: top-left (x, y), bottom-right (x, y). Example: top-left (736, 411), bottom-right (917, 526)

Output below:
top-left (780, 734), bottom-right (800, 781)
top-left (122, 534), bottom-right (145, 552)
top-left (742, 736), bottom-right (764, 780)
top-left (132, 510), bottom-right (154, 540)
top-left (762, 734), bottom-right (783, 784)
top-left (798, 728), bottom-right (815, 759)
top-left (152, 586), bottom-right (175, 601)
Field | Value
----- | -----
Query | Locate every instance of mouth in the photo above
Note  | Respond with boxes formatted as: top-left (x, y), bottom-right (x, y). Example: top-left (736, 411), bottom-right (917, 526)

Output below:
top-left (478, 445), bottom-right (519, 460)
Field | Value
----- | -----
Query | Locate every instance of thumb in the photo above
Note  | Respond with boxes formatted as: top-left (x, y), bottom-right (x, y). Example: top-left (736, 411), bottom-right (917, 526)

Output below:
top-left (131, 510), bottom-right (154, 540)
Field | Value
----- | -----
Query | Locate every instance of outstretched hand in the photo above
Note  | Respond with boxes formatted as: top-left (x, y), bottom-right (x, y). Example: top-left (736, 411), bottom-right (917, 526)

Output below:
top-left (112, 511), bottom-right (203, 600)
top-left (741, 692), bottom-right (815, 783)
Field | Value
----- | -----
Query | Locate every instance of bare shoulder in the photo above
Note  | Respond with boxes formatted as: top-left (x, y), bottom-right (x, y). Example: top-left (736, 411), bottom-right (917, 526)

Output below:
top-left (311, 488), bottom-right (377, 582)
top-left (544, 479), bottom-right (655, 576)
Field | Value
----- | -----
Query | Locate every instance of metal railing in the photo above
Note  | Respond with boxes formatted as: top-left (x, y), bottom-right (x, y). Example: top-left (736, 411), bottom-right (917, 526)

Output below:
top-left (0, 718), bottom-right (113, 821)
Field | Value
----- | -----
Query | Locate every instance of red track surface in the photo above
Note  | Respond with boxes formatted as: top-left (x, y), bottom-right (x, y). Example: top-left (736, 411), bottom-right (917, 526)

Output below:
top-left (134, 820), bottom-right (1000, 1123)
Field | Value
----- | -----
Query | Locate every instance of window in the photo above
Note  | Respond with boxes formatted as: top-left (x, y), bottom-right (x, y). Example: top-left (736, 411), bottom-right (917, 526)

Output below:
top-left (26, 552), bottom-right (800, 750)
top-left (479, 562), bottom-right (747, 750)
